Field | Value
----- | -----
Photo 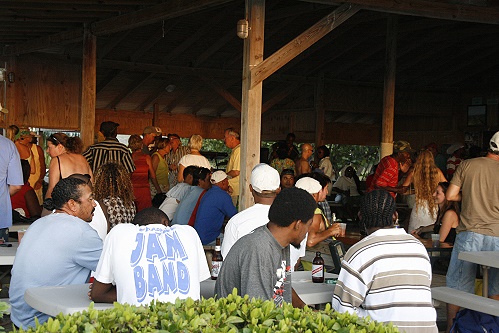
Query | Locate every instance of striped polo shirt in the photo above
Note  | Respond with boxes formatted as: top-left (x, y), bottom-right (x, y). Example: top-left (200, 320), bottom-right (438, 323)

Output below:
top-left (332, 228), bottom-right (438, 333)
top-left (83, 139), bottom-right (135, 174)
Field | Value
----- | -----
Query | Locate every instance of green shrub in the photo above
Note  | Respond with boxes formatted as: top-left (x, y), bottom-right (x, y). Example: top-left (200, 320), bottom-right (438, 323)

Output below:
top-left (17, 290), bottom-right (398, 333)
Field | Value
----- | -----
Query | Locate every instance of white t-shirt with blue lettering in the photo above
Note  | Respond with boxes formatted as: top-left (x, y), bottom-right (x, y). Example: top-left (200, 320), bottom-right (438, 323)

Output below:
top-left (94, 223), bottom-right (210, 306)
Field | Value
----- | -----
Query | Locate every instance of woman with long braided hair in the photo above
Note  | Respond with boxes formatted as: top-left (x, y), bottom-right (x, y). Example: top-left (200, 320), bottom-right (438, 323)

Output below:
top-left (403, 149), bottom-right (447, 232)
top-left (94, 162), bottom-right (136, 232)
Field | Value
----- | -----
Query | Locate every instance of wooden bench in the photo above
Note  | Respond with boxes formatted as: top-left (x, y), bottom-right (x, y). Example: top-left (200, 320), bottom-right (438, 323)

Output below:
top-left (431, 286), bottom-right (499, 317)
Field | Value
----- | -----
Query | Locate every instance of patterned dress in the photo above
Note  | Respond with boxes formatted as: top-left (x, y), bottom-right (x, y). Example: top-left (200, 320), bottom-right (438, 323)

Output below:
top-left (102, 197), bottom-right (136, 230)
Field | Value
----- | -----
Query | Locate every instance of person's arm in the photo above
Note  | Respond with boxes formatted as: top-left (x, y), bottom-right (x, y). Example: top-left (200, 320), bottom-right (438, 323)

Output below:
top-left (438, 210), bottom-right (459, 242)
top-left (45, 157), bottom-right (60, 199)
top-left (306, 214), bottom-right (340, 247)
top-left (177, 164), bottom-right (185, 183)
top-left (146, 155), bottom-right (162, 193)
top-left (411, 224), bottom-right (435, 236)
top-left (445, 184), bottom-right (461, 202)
top-left (151, 154), bottom-right (160, 174)
top-left (226, 169), bottom-right (239, 178)
top-left (436, 168), bottom-right (447, 183)
top-left (25, 188), bottom-right (42, 218)
top-left (402, 169), bottom-right (414, 187)
top-left (34, 145), bottom-right (46, 191)
top-left (292, 288), bottom-right (305, 308)
top-left (90, 280), bottom-right (117, 303)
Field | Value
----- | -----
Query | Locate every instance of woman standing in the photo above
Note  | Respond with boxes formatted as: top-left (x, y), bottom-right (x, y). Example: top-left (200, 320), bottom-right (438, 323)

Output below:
top-left (177, 134), bottom-right (211, 183)
top-left (128, 134), bottom-right (161, 212)
top-left (94, 163), bottom-right (136, 232)
top-left (412, 182), bottom-right (459, 243)
top-left (45, 133), bottom-right (93, 200)
top-left (151, 137), bottom-right (171, 194)
top-left (404, 149), bottom-right (447, 232)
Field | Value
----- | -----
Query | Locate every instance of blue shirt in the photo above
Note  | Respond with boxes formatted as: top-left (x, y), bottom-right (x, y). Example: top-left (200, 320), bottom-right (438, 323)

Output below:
top-left (194, 186), bottom-right (237, 245)
top-left (0, 136), bottom-right (23, 229)
top-left (10, 213), bottom-right (103, 328)
top-left (172, 186), bottom-right (204, 225)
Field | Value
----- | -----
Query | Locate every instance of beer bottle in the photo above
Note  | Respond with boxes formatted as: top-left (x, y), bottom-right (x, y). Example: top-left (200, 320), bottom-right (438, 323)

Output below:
top-left (312, 251), bottom-right (325, 283)
top-left (211, 238), bottom-right (223, 280)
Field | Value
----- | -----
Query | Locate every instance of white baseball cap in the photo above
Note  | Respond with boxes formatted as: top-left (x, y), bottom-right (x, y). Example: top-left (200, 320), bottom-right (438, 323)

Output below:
top-left (295, 177), bottom-right (322, 194)
top-left (210, 170), bottom-right (228, 184)
top-left (490, 131), bottom-right (499, 153)
top-left (250, 163), bottom-right (280, 193)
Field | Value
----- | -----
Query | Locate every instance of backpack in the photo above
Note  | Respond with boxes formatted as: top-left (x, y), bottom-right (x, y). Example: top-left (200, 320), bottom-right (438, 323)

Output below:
top-left (451, 309), bottom-right (499, 333)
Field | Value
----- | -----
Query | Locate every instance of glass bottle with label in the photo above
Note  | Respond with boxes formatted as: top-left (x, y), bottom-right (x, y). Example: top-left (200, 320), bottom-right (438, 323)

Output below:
top-left (312, 251), bottom-right (324, 283)
top-left (211, 238), bottom-right (223, 280)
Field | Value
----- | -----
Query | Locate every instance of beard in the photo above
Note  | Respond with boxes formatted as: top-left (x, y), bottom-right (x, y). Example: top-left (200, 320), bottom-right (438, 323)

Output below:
top-left (291, 242), bottom-right (301, 249)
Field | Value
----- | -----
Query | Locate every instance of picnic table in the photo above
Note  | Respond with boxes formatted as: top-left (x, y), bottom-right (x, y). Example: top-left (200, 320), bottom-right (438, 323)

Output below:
top-left (25, 271), bottom-right (338, 317)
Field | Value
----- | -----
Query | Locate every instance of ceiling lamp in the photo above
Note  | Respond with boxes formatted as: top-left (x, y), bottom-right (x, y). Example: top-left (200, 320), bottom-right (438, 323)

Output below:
top-left (237, 19), bottom-right (249, 39)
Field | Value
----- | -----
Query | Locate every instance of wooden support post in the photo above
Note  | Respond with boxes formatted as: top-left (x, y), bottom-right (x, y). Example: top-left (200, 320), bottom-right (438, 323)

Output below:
top-left (80, 25), bottom-right (97, 149)
top-left (380, 15), bottom-right (397, 159)
top-left (239, 0), bottom-right (265, 211)
top-left (315, 73), bottom-right (325, 147)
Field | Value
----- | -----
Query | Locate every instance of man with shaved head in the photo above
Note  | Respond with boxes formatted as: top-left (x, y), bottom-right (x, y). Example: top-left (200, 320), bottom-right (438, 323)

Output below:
top-left (295, 143), bottom-right (313, 176)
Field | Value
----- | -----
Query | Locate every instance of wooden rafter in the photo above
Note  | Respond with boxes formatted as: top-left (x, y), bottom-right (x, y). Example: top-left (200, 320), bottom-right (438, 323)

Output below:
top-left (3, 0), bottom-right (236, 55)
top-left (198, 74), bottom-right (241, 111)
top-left (303, 0), bottom-right (499, 24)
top-left (106, 73), bottom-right (156, 109)
top-left (250, 3), bottom-right (360, 88)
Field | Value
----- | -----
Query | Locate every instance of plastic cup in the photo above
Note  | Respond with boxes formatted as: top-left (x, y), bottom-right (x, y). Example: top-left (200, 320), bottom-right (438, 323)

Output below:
top-left (431, 234), bottom-right (440, 248)
top-left (339, 223), bottom-right (347, 237)
top-left (17, 230), bottom-right (26, 244)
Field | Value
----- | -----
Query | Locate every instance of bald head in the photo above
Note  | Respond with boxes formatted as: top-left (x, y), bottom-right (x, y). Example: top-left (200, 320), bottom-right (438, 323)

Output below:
top-left (301, 144), bottom-right (313, 159)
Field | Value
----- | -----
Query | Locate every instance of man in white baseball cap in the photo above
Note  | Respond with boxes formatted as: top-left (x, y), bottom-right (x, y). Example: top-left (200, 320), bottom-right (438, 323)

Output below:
top-left (221, 163), bottom-right (280, 258)
top-left (296, 175), bottom-right (341, 247)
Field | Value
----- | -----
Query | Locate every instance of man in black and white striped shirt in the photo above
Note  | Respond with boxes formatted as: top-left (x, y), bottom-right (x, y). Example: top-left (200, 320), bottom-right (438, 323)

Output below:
top-left (332, 189), bottom-right (437, 333)
top-left (83, 121), bottom-right (135, 174)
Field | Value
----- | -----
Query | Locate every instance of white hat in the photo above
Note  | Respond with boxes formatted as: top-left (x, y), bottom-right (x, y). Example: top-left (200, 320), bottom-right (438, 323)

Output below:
top-left (490, 131), bottom-right (499, 152)
top-left (446, 143), bottom-right (464, 155)
top-left (295, 177), bottom-right (322, 194)
top-left (210, 170), bottom-right (228, 184)
top-left (250, 163), bottom-right (280, 193)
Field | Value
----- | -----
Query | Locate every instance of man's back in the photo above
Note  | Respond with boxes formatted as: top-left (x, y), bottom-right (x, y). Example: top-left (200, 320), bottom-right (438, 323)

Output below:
top-left (194, 186), bottom-right (237, 245)
top-left (221, 203), bottom-right (270, 258)
top-left (0, 135), bottom-right (23, 230)
top-left (93, 223), bottom-right (210, 305)
top-left (332, 228), bottom-right (437, 333)
top-left (172, 186), bottom-right (204, 225)
top-left (10, 214), bottom-right (102, 328)
top-left (451, 156), bottom-right (499, 235)
top-left (83, 139), bottom-right (135, 174)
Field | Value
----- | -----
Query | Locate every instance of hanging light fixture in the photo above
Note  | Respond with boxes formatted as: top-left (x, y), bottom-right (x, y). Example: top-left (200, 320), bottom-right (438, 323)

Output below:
top-left (237, 19), bottom-right (249, 39)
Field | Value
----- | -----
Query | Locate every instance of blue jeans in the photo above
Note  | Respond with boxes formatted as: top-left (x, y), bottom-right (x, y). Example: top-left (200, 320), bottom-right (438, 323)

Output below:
top-left (446, 231), bottom-right (499, 296)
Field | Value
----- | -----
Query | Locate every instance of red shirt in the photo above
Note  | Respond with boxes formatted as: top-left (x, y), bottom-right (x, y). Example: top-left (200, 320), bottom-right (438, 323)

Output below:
top-left (368, 155), bottom-right (399, 198)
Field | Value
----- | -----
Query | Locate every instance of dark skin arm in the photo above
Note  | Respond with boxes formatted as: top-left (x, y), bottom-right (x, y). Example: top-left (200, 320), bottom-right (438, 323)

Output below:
top-left (25, 188), bottom-right (42, 218)
top-left (89, 280), bottom-right (117, 303)
top-left (292, 288), bottom-right (305, 308)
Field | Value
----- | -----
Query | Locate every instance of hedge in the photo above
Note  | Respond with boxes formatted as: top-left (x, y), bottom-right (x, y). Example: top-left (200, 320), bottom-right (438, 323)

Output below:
top-left (16, 290), bottom-right (399, 333)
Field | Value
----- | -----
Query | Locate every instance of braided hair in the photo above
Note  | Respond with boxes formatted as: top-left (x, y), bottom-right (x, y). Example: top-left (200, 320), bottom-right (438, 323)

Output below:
top-left (360, 190), bottom-right (396, 229)
top-left (94, 162), bottom-right (135, 209)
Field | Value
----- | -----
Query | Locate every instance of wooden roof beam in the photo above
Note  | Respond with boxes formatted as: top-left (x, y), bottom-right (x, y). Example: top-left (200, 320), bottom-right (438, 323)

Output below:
top-left (3, 0), bottom-right (236, 56)
top-left (198, 74), bottom-right (241, 112)
top-left (250, 3), bottom-right (360, 88)
top-left (302, 0), bottom-right (499, 24)
top-left (105, 72), bottom-right (156, 109)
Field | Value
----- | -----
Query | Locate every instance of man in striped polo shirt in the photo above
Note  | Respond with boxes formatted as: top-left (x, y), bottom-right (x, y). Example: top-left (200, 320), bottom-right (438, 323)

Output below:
top-left (83, 121), bottom-right (135, 174)
top-left (332, 189), bottom-right (437, 333)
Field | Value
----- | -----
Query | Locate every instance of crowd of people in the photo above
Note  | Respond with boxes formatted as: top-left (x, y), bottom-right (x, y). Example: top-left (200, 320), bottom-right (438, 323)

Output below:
top-left (1, 123), bottom-right (497, 332)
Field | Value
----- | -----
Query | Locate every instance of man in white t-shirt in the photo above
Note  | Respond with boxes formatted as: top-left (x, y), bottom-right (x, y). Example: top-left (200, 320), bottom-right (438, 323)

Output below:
top-left (221, 163), bottom-right (306, 270)
top-left (90, 207), bottom-right (210, 305)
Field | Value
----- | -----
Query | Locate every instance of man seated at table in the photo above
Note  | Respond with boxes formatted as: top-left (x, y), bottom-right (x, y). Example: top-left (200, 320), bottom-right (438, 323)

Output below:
top-left (90, 207), bottom-right (210, 305)
top-left (193, 171), bottom-right (237, 245)
top-left (332, 189), bottom-right (437, 333)
top-left (10, 177), bottom-right (103, 329)
top-left (215, 187), bottom-right (316, 308)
